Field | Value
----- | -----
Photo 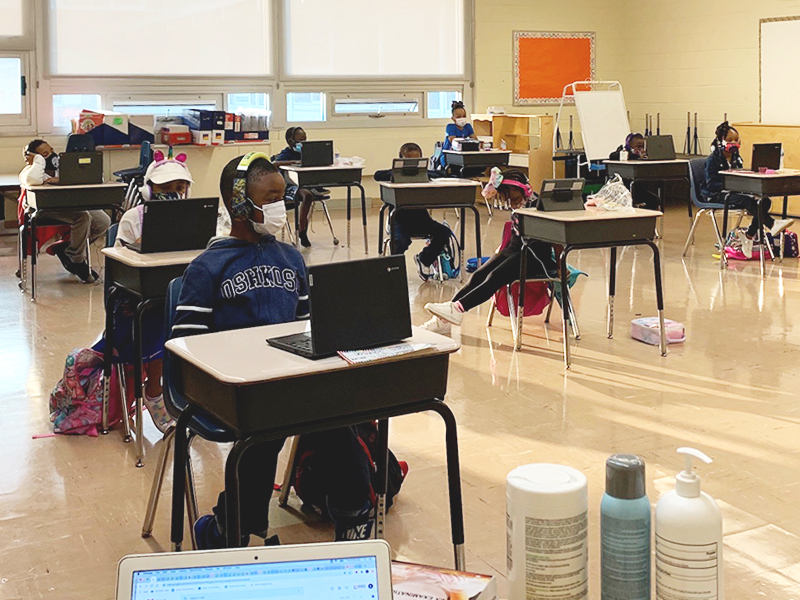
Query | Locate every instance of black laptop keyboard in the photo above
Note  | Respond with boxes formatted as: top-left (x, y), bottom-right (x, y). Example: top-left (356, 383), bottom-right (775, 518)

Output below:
top-left (285, 336), bottom-right (313, 352)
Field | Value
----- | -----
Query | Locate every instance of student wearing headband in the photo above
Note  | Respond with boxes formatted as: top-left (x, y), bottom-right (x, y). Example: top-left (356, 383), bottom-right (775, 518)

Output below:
top-left (422, 168), bottom-right (557, 334)
top-left (700, 120), bottom-right (793, 258)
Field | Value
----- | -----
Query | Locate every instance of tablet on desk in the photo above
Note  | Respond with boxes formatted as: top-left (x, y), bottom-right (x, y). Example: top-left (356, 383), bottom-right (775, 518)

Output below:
top-left (537, 179), bottom-right (586, 211)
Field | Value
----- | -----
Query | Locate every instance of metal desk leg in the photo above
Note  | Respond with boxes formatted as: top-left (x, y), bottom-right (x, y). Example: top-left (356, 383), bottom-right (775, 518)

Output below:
top-left (375, 419), bottom-right (390, 539)
top-left (428, 402), bottom-right (465, 571)
top-left (378, 204), bottom-right (388, 255)
top-left (459, 208), bottom-right (466, 283)
top-left (469, 206), bottom-right (482, 262)
top-left (559, 248), bottom-right (572, 369)
top-left (171, 405), bottom-right (195, 551)
top-left (757, 197), bottom-right (766, 279)
top-left (357, 183), bottom-right (369, 255)
top-left (388, 209), bottom-right (397, 255)
top-left (515, 242), bottom-right (528, 350)
top-left (224, 439), bottom-right (249, 549)
top-left (646, 241), bottom-right (668, 356)
top-left (102, 286), bottom-right (120, 434)
top-left (30, 216), bottom-right (37, 301)
top-left (347, 185), bottom-right (352, 248)
top-left (294, 193), bottom-right (301, 249)
top-left (608, 247), bottom-right (617, 339)
top-left (134, 299), bottom-right (159, 467)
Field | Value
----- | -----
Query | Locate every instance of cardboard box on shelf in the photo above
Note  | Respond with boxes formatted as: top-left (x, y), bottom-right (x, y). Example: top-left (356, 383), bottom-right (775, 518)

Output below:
top-left (161, 127), bottom-right (193, 146)
top-left (183, 109), bottom-right (225, 131)
top-left (73, 109), bottom-right (129, 146)
top-left (211, 130), bottom-right (225, 145)
top-left (192, 130), bottom-right (213, 146)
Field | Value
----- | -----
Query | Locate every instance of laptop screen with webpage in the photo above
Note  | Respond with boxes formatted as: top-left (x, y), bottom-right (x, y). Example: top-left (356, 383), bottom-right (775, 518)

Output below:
top-left (131, 556), bottom-right (380, 600)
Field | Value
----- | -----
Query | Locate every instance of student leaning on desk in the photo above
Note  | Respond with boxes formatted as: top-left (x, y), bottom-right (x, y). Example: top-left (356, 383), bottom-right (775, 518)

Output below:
top-left (700, 121), bottom-right (793, 258)
top-left (18, 139), bottom-right (110, 282)
top-left (171, 152), bottom-right (373, 549)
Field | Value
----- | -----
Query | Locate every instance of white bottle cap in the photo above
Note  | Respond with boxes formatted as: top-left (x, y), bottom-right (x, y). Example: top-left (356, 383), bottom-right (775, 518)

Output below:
top-left (675, 447), bottom-right (712, 498)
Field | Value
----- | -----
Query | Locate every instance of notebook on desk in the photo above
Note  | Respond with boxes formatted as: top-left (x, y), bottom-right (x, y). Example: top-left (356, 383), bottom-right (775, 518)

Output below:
top-left (115, 540), bottom-right (394, 600)
top-left (121, 198), bottom-right (218, 253)
top-left (644, 135), bottom-right (676, 161)
top-left (268, 255), bottom-right (412, 359)
top-left (301, 140), bottom-right (335, 167)
top-left (55, 151), bottom-right (103, 185)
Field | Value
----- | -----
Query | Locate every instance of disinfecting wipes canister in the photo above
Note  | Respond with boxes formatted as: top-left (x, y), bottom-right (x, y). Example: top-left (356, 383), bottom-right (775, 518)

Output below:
top-left (506, 464), bottom-right (589, 600)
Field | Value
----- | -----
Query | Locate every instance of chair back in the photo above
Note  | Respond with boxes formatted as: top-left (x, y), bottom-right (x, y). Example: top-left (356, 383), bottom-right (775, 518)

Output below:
top-left (139, 141), bottom-right (153, 169)
top-left (163, 277), bottom-right (188, 419)
top-left (106, 222), bottom-right (118, 248)
top-left (688, 157), bottom-right (709, 208)
top-left (66, 133), bottom-right (96, 153)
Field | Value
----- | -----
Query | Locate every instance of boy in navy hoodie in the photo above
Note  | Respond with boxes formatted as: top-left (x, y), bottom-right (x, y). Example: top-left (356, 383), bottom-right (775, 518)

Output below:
top-left (173, 153), bottom-right (372, 548)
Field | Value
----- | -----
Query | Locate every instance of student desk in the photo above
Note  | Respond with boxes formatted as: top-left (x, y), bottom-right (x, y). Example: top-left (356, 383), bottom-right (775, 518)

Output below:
top-left (514, 207), bottom-right (666, 368)
top-left (378, 179), bottom-right (482, 280)
top-left (280, 165), bottom-right (368, 254)
top-left (165, 322), bottom-right (466, 569)
top-left (0, 174), bottom-right (20, 193)
top-left (605, 159), bottom-right (691, 224)
top-left (20, 182), bottom-right (125, 300)
top-left (721, 170), bottom-right (800, 277)
top-left (443, 149), bottom-right (511, 169)
top-left (101, 246), bottom-right (202, 467)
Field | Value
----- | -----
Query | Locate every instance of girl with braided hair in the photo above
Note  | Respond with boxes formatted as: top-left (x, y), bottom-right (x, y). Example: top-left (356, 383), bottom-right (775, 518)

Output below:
top-left (700, 121), bottom-right (793, 257)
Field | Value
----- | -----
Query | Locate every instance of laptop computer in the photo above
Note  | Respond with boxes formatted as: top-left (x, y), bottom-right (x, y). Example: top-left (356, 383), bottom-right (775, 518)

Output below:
top-left (121, 197), bottom-right (218, 253)
top-left (751, 143), bottom-right (782, 171)
top-left (268, 255), bottom-right (412, 359)
top-left (644, 135), bottom-right (676, 160)
top-left (301, 140), bottom-right (335, 167)
top-left (115, 540), bottom-right (393, 600)
top-left (537, 178), bottom-right (586, 211)
top-left (56, 151), bottom-right (103, 185)
top-left (392, 157), bottom-right (429, 184)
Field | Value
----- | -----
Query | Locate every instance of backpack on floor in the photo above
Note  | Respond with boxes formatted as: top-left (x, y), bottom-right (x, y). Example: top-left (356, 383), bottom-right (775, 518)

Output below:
top-left (49, 348), bottom-right (128, 436)
top-left (771, 230), bottom-right (799, 258)
top-left (292, 422), bottom-right (409, 519)
top-left (430, 220), bottom-right (461, 281)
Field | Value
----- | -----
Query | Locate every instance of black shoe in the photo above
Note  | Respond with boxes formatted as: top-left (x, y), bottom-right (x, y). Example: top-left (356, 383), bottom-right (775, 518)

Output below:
top-left (71, 260), bottom-right (99, 283)
top-left (298, 229), bottom-right (312, 248)
top-left (53, 245), bottom-right (73, 273)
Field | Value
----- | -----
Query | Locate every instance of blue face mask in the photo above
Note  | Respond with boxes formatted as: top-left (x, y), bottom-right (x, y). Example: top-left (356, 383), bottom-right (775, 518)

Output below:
top-left (294, 142), bottom-right (303, 152)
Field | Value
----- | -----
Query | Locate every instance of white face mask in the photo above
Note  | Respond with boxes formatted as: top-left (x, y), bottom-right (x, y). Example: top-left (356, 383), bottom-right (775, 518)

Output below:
top-left (250, 200), bottom-right (286, 236)
top-left (455, 117), bottom-right (468, 128)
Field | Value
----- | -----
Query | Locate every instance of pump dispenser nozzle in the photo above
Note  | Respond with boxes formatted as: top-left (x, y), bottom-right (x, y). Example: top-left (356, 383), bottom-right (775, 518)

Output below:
top-left (675, 447), bottom-right (712, 497)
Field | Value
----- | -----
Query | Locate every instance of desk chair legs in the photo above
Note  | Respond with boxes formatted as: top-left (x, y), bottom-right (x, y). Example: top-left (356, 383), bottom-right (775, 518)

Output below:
top-left (320, 200), bottom-right (340, 246)
top-left (277, 436), bottom-right (301, 507)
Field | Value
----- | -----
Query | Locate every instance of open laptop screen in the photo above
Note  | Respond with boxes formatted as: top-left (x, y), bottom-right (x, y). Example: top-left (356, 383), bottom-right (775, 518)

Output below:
top-left (131, 556), bottom-right (380, 600)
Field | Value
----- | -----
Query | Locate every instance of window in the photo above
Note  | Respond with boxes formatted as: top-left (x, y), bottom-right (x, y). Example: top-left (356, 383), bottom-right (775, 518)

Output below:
top-left (0, 53), bottom-right (29, 126)
top-left (52, 94), bottom-right (101, 128)
top-left (0, 0), bottom-right (24, 37)
top-left (49, 0), bottom-right (272, 76)
top-left (284, 0), bottom-right (465, 77)
top-left (428, 91), bottom-right (462, 119)
top-left (333, 97), bottom-right (419, 117)
top-left (112, 101), bottom-right (217, 117)
top-left (227, 93), bottom-right (270, 113)
top-left (287, 93), bottom-right (326, 122)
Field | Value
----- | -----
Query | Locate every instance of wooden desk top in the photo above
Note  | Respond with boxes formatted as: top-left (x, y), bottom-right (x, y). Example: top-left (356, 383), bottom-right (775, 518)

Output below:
top-left (723, 169), bottom-right (800, 179)
top-left (379, 179), bottom-right (480, 189)
top-left (604, 159), bottom-right (689, 166)
top-left (0, 175), bottom-right (20, 189)
top-left (165, 322), bottom-right (459, 385)
top-left (515, 206), bottom-right (663, 222)
top-left (102, 246), bottom-right (203, 268)
top-left (443, 150), bottom-right (511, 156)
top-left (26, 181), bottom-right (126, 192)
top-left (280, 164), bottom-right (364, 173)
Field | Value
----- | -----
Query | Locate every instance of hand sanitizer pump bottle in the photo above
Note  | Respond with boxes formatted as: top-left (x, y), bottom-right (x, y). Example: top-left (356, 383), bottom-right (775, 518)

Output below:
top-left (655, 448), bottom-right (723, 600)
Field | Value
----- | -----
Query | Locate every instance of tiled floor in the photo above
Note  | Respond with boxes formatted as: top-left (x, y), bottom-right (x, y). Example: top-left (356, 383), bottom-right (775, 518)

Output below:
top-left (2, 204), bottom-right (800, 599)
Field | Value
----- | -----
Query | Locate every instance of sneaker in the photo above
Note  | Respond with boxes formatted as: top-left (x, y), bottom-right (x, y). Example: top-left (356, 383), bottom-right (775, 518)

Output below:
top-left (143, 392), bottom-right (175, 434)
top-left (53, 245), bottom-right (73, 273)
top-left (194, 515), bottom-right (227, 550)
top-left (424, 301), bottom-right (464, 326)
top-left (770, 218), bottom-right (795, 237)
top-left (737, 230), bottom-right (753, 259)
top-left (298, 229), bottom-right (311, 248)
top-left (420, 316), bottom-right (452, 336)
top-left (70, 260), bottom-right (100, 283)
top-left (414, 253), bottom-right (432, 281)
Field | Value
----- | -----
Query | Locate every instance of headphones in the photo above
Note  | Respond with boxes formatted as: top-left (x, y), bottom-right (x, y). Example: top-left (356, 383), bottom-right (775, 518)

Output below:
top-left (230, 151), bottom-right (273, 219)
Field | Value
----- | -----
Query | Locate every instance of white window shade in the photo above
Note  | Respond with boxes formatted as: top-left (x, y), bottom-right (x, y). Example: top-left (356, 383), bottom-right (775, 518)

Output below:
top-left (49, 0), bottom-right (271, 76)
top-left (284, 0), bottom-right (464, 77)
top-left (0, 0), bottom-right (24, 37)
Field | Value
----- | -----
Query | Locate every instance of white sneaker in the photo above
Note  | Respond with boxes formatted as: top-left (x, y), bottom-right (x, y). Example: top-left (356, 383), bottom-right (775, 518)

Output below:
top-left (737, 230), bottom-right (753, 259)
top-left (770, 218), bottom-right (795, 237)
top-left (424, 301), bottom-right (464, 326)
top-left (420, 316), bottom-right (452, 335)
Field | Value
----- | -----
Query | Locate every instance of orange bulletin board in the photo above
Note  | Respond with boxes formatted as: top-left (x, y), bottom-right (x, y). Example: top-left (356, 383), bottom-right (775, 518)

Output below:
top-left (513, 31), bottom-right (595, 105)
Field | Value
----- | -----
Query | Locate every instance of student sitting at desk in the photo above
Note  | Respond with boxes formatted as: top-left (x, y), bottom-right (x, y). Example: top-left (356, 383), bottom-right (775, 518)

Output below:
top-left (700, 121), bottom-right (793, 258)
top-left (19, 139), bottom-right (110, 283)
top-left (423, 169), bottom-right (557, 334)
top-left (374, 142), bottom-right (451, 281)
top-left (608, 133), bottom-right (660, 210)
top-left (173, 153), bottom-right (372, 548)
top-left (441, 100), bottom-right (479, 175)
top-left (272, 126), bottom-right (323, 248)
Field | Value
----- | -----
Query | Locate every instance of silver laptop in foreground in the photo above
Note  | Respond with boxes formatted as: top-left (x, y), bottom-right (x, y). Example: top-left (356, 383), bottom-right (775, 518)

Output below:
top-left (116, 540), bottom-right (393, 600)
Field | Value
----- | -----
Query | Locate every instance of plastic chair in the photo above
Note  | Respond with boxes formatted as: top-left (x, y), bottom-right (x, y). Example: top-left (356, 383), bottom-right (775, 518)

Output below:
top-left (682, 158), bottom-right (744, 266)
top-left (114, 141), bottom-right (153, 211)
top-left (65, 133), bottom-right (96, 152)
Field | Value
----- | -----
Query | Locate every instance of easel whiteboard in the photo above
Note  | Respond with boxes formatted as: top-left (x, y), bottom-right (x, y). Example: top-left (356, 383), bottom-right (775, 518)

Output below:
top-left (573, 90), bottom-right (630, 160)
top-left (761, 17), bottom-right (800, 124)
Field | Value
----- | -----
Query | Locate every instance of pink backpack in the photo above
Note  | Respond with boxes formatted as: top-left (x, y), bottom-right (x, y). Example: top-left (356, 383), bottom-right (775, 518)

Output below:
top-left (49, 348), bottom-right (129, 436)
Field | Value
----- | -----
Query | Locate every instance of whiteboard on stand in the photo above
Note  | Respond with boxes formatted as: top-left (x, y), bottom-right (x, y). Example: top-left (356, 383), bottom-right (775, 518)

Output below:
top-left (761, 17), bottom-right (800, 124)
top-left (573, 90), bottom-right (630, 161)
